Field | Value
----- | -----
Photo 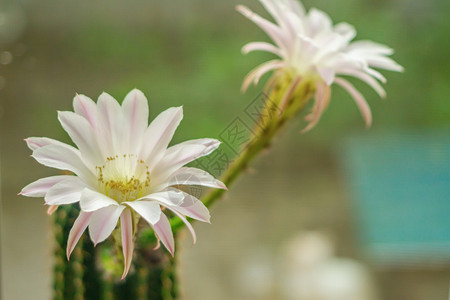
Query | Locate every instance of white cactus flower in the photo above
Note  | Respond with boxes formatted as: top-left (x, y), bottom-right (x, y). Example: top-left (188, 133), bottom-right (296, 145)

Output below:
top-left (238, 0), bottom-right (403, 131)
top-left (21, 89), bottom-right (226, 278)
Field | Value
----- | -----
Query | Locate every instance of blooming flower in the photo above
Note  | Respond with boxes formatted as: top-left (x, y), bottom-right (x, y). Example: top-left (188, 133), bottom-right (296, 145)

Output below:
top-left (237, 0), bottom-right (403, 131)
top-left (20, 89), bottom-right (226, 278)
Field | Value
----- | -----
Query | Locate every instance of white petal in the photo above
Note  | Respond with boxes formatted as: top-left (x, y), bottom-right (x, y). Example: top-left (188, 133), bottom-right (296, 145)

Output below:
top-left (139, 106), bottom-right (183, 166)
top-left (168, 208), bottom-right (196, 244)
top-left (73, 94), bottom-right (98, 129)
top-left (32, 145), bottom-right (96, 183)
top-left (25, 137), bottom-right (77, 152)
top-left (88, 205), bottom-right (125, 245)
top-left (242, 41), bottom-right (282, 56)
top-left (120, 208), bottom-right (134, 279)
top-left (242, 59), bottom-right (285, 92)
top-left (236, 5), bottom-right (288, 51)
top-left (67, 211), bottom-right (93, 259)
top-left (163, 189), bottom-right (210, 223)
top-left (296, 35), bottom-right (320, 63)
top-left (283, 0), bottom-right (306, 17)
top-left (338, 69), bottom-right (386, 98)
top-left (166, 138), bottom-right (220, 158)
top-left (335, 77), bottom-right (372, 127)
top-left (143, 190), bottom-right (203, 245)
top-left (139, 190), bottom-right (185, 207)
top-left (20, 175), bottom-right (70, 197)
top-left (334, 22), bottom-right (356, 43)
top-left (121, 89), bottom-right (149, 153)
top-left (58, 111), bottom-right (104, 167)
top-left (125, 200), bottom-right (161, 225)
top-left (365, 68), bottom-right (387, 83)
top-left (318, 67), bottom-right (335, 86)
top-left (152, 213), bottom-right (174, 256)
top-left (347, 40), bottom-right (394, 55)
top-left (153, 139), bottom-right (220, 180)
top-left (365, 55), bottom-right (404, 72)
top-left (97, 92), bottom-right (125, 156)
top-left (322, 52), bottom-right (364, 73)
top-left (80, 188), bottom-right (118, 212)
top-left (259, 0), bottom-right (305, 35)
top-left (306, 8), bottom-right (332, 37)
top-left (315, 32), bottom-right (347, 54)
top-left (45, 177), bottom-right (87, 205)
top-left (167, 167), bottom-right (227, 190)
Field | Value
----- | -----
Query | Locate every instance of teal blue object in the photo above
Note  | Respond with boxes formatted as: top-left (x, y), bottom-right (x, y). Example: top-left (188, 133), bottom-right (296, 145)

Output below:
top-left (341, 130), bottom-right (450, 267)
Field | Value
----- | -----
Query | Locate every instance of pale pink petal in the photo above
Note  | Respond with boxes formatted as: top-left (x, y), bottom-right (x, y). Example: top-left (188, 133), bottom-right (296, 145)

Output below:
top-left (97, 92), bottom-right (125, 156)
top-left (283, 0), bottom-right (306, 17)
top-left (236, 5), bottom-right (288, 50)
top-left (306, 8), bottom-right (332, 37)
top-left (45, 177), bottom-right (87, 205)
top-left (25, 137), bottom-right (77, 152)
top-left (242, 59), bottom-right (285, 92)
top-left (284, 10), bottom-right (305, 38)
top-left (166, 167), bottom-right (227, 190)
top-left (121, 89), bottom-right (149, 154)
top-left (152, 139), bottom-right (221, 180)
top-left (168, 208), bottom-right (196, 244)
top-left (152, 213), bottom-right (174, 256)
top-left (20, 175), bottom-right (70, 197)
top-left (338, 69), bottom-right (386, 98)
top-left (335, 77), bottom-right (372, 127)
top-left (317, 67), bottom-right (335, 86)
top-left (32, 145), bottom-right (96, 183)
top-left (347, 40), bottom-right (394, 55)
top-left (67, 211), bottom-right (93, 259)
top-left (73, 94), bottom-right (98, 129)
top-left (296, 35), bottom-right (320, 63)
top-left (139, 106), bottom-right (183, 166)
top-left (138, 190), bottom-right (185, 207)
top-left (242, 42), bottom-right (282, 56)
top-left (315, 32), bottom-right (347, 54)
top-left (80, 188), bottom-right (118, 212)
top-left (165, 138), bottom-right (220, 159)
top-left (321, 52), bottom-right (363, 73)
top-left (302, 82), bottom-right (331, 133)
top-left (334, 22), bottom-right (356, 44)
top-left (259, 0), bottom-right (305, 37)
top-left (88, 205), bottom-right (125, 245)
top-left (365, 68), bottom-right (387, 83)
top-left (47, 205), bottom-right (58, 215)
top-left (365, 55), bottom-right (404, 72)
top-left (58, 111), bottom-right (104, 167)
top-left (161, 189), bottom-right (210, 223)
top-left (153, 238), bottom-right (161, 250)
top-left (120, 208), bottom-right (134, 279)
top-left (125, 200), bottom-right (161, 225)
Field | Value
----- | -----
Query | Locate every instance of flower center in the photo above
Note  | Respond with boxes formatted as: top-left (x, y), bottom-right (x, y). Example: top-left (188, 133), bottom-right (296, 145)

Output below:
top-left (96, 154), bottom-right (150, 203)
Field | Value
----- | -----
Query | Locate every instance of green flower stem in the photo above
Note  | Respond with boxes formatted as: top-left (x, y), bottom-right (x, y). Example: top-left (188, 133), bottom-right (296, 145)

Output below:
top-left (139, 74), bottom-right (315, 246)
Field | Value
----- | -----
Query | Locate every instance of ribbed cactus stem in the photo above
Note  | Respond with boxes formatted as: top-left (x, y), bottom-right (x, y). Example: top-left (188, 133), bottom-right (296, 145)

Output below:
top-left (161, 256), bottom-right (177, 299)
top-left (71, 244), bottom-right (85, 300)
top-left (53, 207), bottom-right (68, 300)
top-left (135, 254), bottom-right (149, 300)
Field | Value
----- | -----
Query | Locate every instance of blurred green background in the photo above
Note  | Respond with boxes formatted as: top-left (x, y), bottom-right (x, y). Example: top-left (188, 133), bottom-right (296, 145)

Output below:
top-left (0, 0), bottom-right (449, 299)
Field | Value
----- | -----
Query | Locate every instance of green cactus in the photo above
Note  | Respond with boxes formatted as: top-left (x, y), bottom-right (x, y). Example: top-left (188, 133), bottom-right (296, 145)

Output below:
top-left (52, 204), bottom-right (178, 300)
